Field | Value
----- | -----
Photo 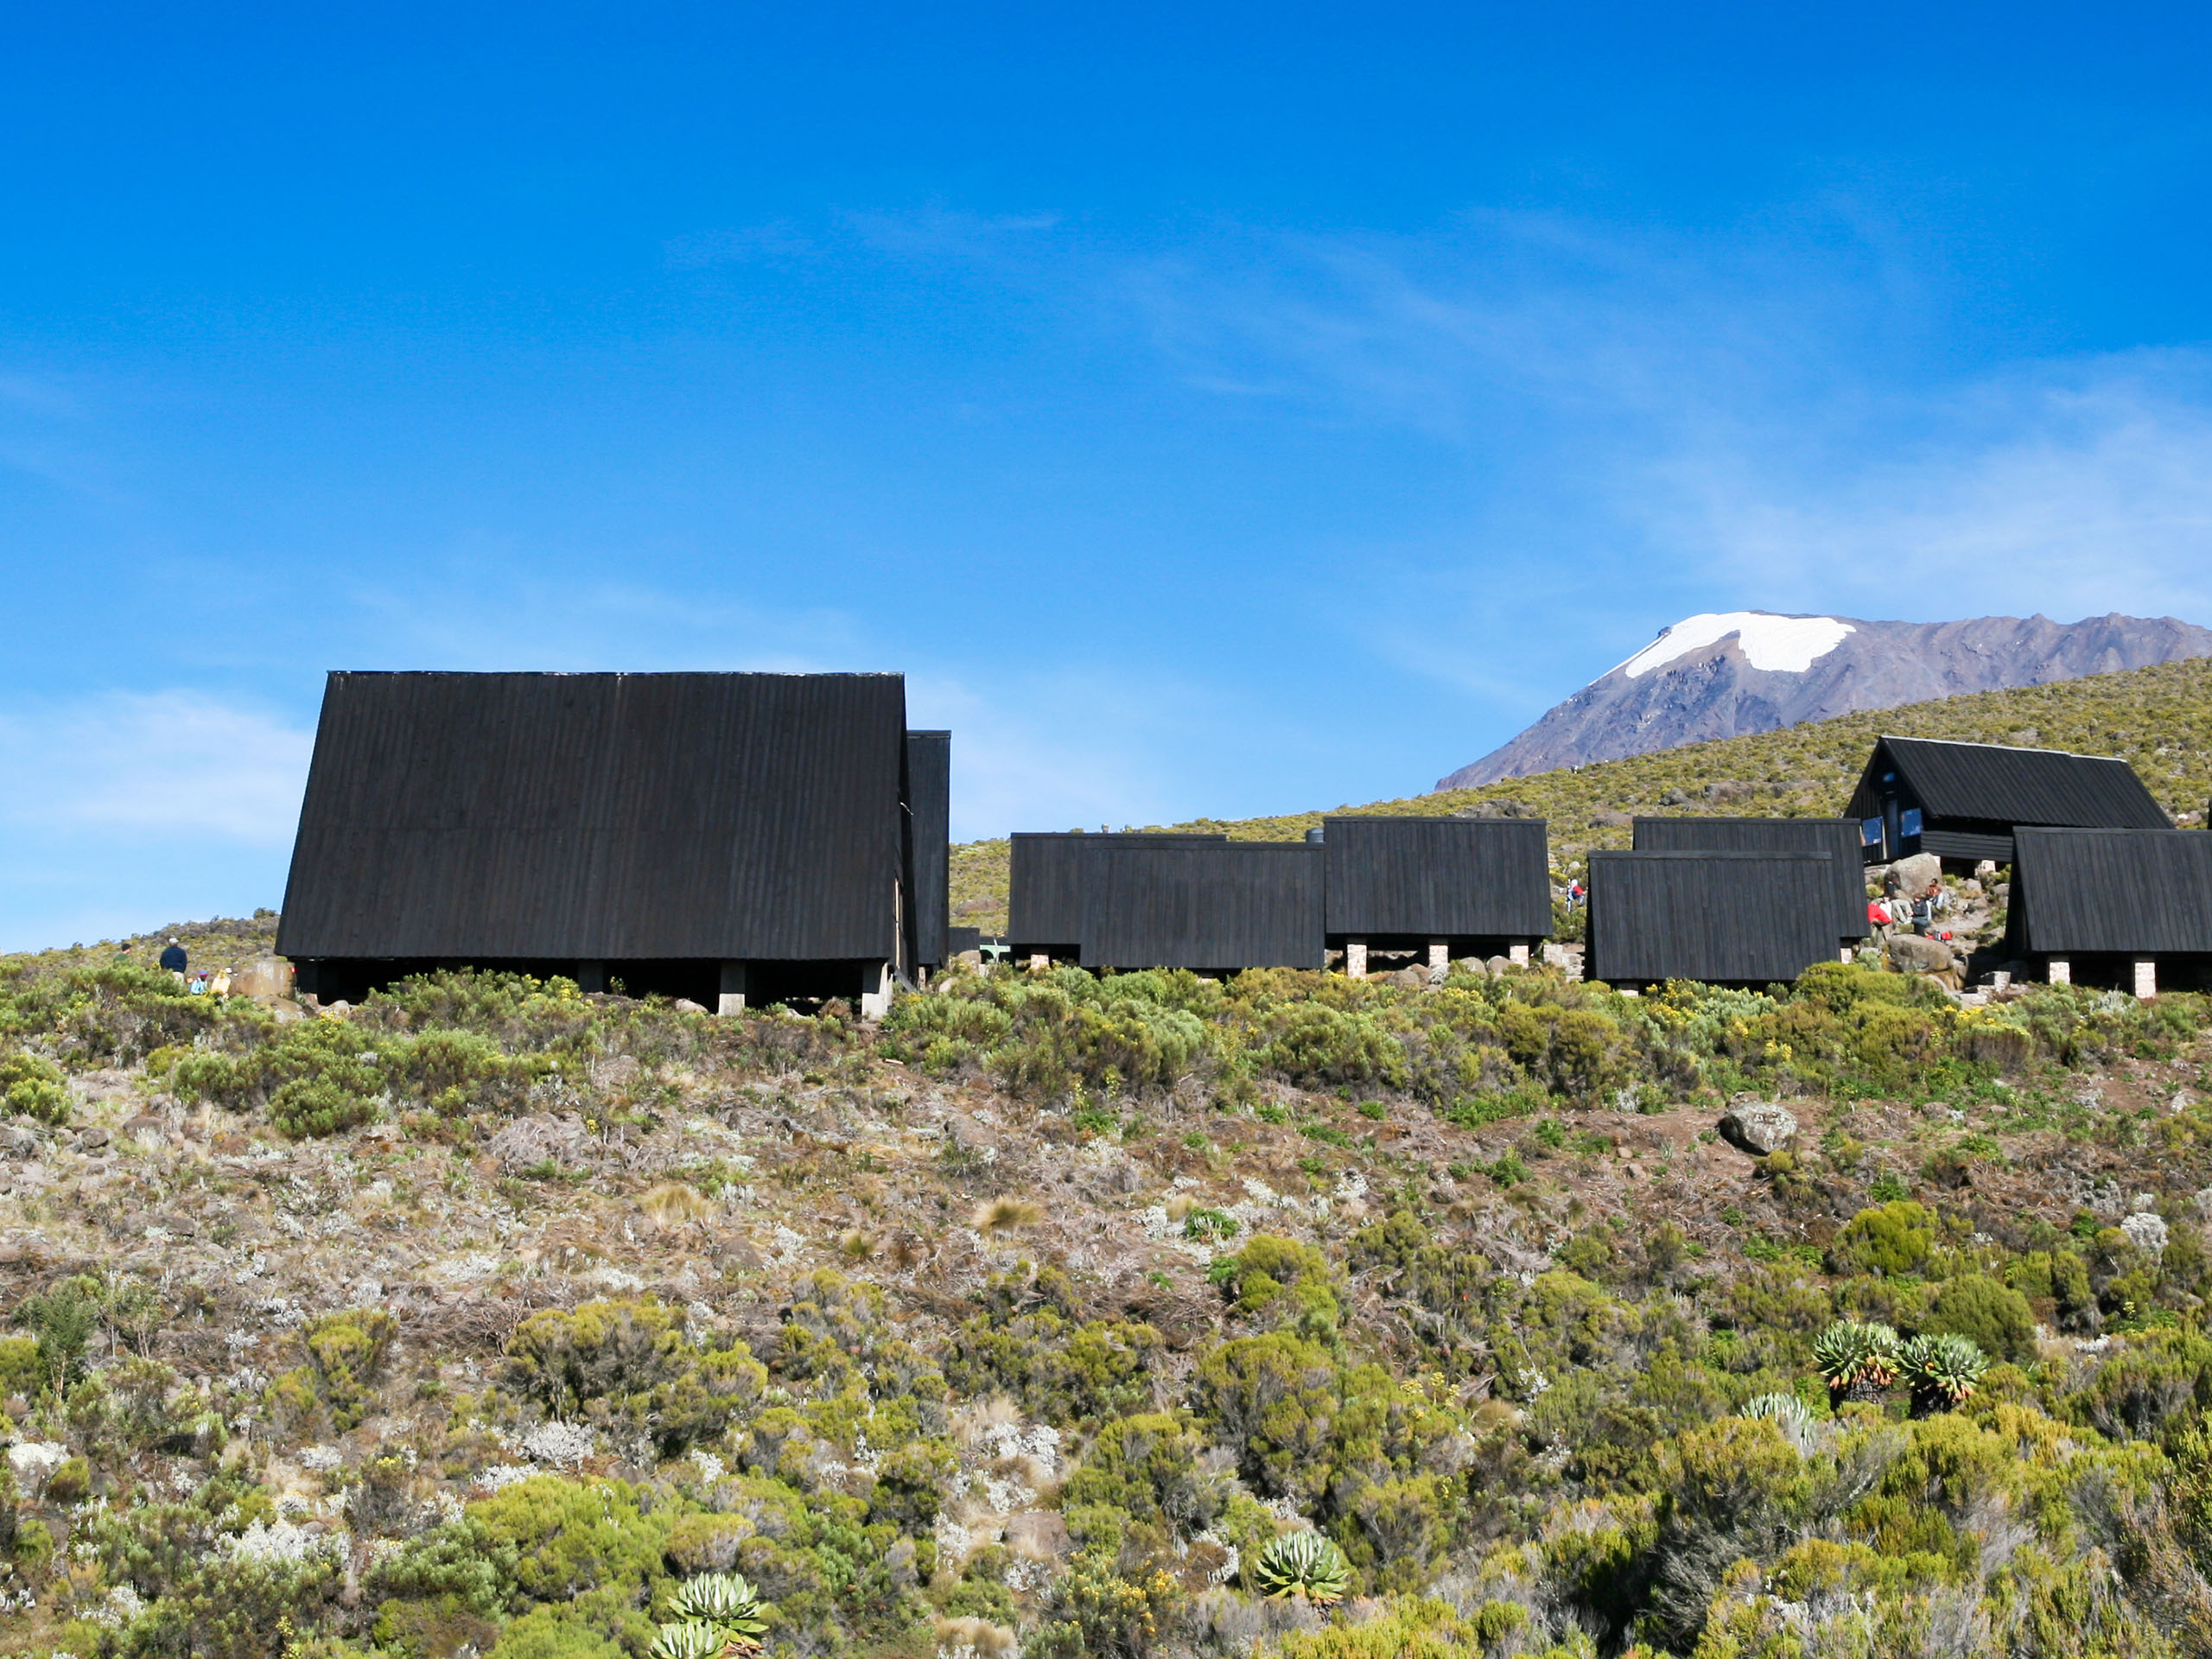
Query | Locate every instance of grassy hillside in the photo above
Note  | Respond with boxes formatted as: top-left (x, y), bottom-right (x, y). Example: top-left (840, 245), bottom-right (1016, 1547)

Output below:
top-left (951, 655), bottom-right (2212, 934)
top-left (4, 941), bottom-right (2212, 1656)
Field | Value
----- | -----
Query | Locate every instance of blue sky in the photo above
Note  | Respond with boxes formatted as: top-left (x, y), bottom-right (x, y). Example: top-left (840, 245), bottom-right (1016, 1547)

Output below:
top-left (6, 3), bottom-right (2212, 948)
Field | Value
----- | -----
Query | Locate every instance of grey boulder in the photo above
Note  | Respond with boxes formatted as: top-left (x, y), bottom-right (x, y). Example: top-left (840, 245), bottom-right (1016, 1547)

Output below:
top-left (1887, 935), bottom-right (1955, 975)
top-left (1885, 853), bottom-right (1942, 898)
top-left (1719, 1098), bottom-right (1798, 1156)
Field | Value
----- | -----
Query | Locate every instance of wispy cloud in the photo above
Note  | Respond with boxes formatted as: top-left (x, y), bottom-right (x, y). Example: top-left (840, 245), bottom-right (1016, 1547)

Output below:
top-left (661, 223), bottom-right (820, 270)
top-left (0, 364), bottom-right (124, 498)
top-left (908, 669), bottom-right (1209, 841)
top-left (1116, 212), bottom-right (2212, 669)
top-left (841, 205), bottom-right (1064, 267)
top-left (1649, 352), bottom-right (2212, 621)
top-left (0, 691), bottom-right (313, 845)
top-left (340, 569), bottom-right (871, 672)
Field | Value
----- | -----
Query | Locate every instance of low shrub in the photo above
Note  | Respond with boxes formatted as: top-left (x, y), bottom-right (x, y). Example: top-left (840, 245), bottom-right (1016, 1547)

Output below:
top-left (0, 1050), bottom-right (67, 1124)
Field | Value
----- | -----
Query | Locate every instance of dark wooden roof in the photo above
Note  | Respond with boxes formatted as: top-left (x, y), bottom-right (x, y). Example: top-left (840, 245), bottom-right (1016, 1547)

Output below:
top-left (1847, 736), bottom-right (2168, 830)
top-left (1323, 816), bottom-right (1552, 938)
top-left (1007, 832), bottom-right (1226, 949)
top-left (1586, 851), bottom-right (1845, 985)
top-left (905, 731), bottom-right (950, 968)
top-left (1632, 817), bottom-right (1870, 938)
top-left (277, 671), bottom-right (909, 962)
top-left (2011, 829), bottom-right (2212, 954)
top-left (1084, 842), bottom-right (1325, 970)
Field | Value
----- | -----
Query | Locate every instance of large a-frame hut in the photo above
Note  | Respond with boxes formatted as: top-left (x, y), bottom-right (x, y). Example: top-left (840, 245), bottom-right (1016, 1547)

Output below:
top-left (276, 671), bottom-right (949, 1013)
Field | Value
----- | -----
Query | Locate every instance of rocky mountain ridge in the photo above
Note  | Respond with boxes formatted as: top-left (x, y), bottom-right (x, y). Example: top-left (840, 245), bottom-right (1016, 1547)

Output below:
top-left (1439, 610), bottom-right (2212, 788)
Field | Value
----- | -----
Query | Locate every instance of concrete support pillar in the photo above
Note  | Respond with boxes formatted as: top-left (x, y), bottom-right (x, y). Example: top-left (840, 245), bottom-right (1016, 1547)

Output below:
top-left (1840, 948), bottom-right (1853, 963)
top-left (716, 961), bottom-right (747, 1017)
top-left (1427, 941), bottom-right (1447, 977)
top-left (2047, 958), bottom-right (2070, 987)
top-left (2135, 959), bottom-right (2158, 1000)
top-left (575, 961), bottom-right (606, 995)
top-left (1344, 939), bottom-right (1368, 979)
top-left (860, 962), bottom-right (893, 1021)
top-left (1507, 941), bottom-right (1530, 968)
top-left (1027, 952), bottom-right (1050, 972)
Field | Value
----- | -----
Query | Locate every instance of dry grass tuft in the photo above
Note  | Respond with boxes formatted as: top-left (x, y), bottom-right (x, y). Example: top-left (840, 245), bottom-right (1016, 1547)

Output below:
top-left (970, 1197), bottom-right (1045, 1233)
top-left (838, 1228), bottom-right (879, 1260)
top-left (932, 1615), bottom-right (1019, 1656)
top-left (639, 1182), bottom-right (715, 1228)
top-left (950, 1395), bottom-right (1023, 1451)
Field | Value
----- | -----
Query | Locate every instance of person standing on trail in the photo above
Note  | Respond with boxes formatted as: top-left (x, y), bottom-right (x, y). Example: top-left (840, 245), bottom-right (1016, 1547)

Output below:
top-left (159, 938), bottom-right (187, 976)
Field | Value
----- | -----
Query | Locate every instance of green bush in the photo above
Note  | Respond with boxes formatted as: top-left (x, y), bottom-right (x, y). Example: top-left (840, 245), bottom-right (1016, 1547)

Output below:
top-left (1063, 1414), bottom-right (1224, 1538)
top-left (1921, 1273), bottom-right (2037, 1363)
top-left (1257, 1004), bottom-right (1406, 1090)
top-left (1192, 1332), bottom-right (1343, 1508)
top-left (1211, 1234), bottom-right (1340, 1334)
top-left (12, 1276), bottom-right (99, 1396)
top-left (269, 1072), bottom-right (378, 1137)
top-left (114, 1550), bottom-right (341, 1659)
top-left (0, 1050), bottom-right (67, 1124)
top-left (305, 1307), bottom-right (397, 1430)
top-left (1828, 1201), bottom-right (1934, 1276)
top-left (947, 1307), bottom-right (1162, 1431)
top-left (386, 1027), bottom-right (546, 1113)
top-left (507, 1300), bottom-right (684, 1418)
top-left (503, 1299), bottom-right (767, 1458)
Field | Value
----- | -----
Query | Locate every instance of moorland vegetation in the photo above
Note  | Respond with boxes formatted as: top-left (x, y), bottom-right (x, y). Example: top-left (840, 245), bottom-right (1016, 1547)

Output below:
top-left (0, 932), bottom-right (2210, 1656)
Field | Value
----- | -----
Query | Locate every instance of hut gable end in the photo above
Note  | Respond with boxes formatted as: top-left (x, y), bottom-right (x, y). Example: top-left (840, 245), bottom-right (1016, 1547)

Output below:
top-left (276, 671), bottom-right (909, 963)
top-left (1587, 851), bottom-right (1843, 986)
top-left (2012, 829), bottom-right (2212, 956)
top-left (1084, 842), bottom-right (1325, 971)
top-left (1632, 817), bottom-right (1870, 938)
top-left (1322, 816), bottom-right (1553, 940)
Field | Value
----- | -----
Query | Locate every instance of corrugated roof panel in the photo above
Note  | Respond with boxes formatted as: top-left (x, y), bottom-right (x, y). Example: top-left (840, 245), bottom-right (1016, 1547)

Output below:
top-left (1847, 736), bottom-right (2169, 829)
top-left (277, 671), bottom-right (906, 961)
top-left (1632, 817), bottom-right (1870, 938)
top-left (2012, 829), bottom-right (2212, 953)
top-left (1084, 842), bottom-right (1325, 970)
top-left (1323, 816), bottom-right (1553, 938)
top-left (1587, 851), bottom-right (1844, 984)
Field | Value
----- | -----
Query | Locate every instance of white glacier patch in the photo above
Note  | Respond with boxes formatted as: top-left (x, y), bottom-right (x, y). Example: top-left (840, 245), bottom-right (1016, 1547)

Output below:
top-left (1616, 613), bottom-right (1855, 679)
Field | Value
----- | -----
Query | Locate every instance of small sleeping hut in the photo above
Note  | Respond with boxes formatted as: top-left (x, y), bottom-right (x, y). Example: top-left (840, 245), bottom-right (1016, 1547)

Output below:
top-left (1082, 840), bottom-right (1326, 972)
top-left (1007, 832), bottom-right (1227, 965)
top-left (1322, 815), bottom-right (1552, 977)
top-left (1586, 850), bottom-right (1847, 988)
top-left (1848, 735), bottom-right (2169, 868)
top-left (2007, 828), bottom-right (2212, 996)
